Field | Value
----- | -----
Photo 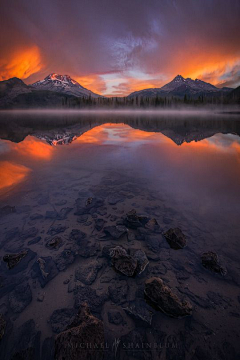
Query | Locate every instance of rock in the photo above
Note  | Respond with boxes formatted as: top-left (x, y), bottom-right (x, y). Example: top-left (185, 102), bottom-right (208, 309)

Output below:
top-left (124, 299), bottom-right (153, 325)
top-left (108, 310), bottom-right (125, 325)
top-left (77, 214), bottom-right (89, 223)
top-left (55, 303), bottom-right (104, 360)
top-left (95, 218), bottom-right (105, 231)
top-left (108, 280), bottom-right (128, 304)
top-left (69, 229), bottom-right (86, 243)
top-left (103, 225), bottom-right (127, 239)
top-left (164, 228), bottom-right (187, 249)
top-left (68, 280), bottom-right (76, 293)
top-left (75, 262), bottom-right (102, 285)
top-left (50, 308), bottom-right (77, 334)
top-left (130, 249), bottom-right (149, 274)
top-left (30, 213), bottom-right (43, 220)
top-left (57, 207), bottom-right (72, 220)
top-left (0, 205), bottom-right (16, 217)
top-left (74, 286), bottom-right (107, 313)
top-left (75, 197), bottom-right (104, 215)
top-left (47, 225), bottom-right (67, 236)
top-left (3, 250), bottom-right (28, 270)
top-left (0, 313), bottom-right (6, 341)
top-left (9, 282), bottom-right (32, 313)
top-left (107, 194), bottom-right (123, 205)
top-left (144, 277), bottom-right (192, 318)
top-left (28, 236), bottom-right (41, 245)
top-left (37, 294), bottom-right (44, 302)
top-left (2, 249), bottom-right (36, 274)
top-left (31, 256), bottom-right (59, 287)
top-left (110, 246), bottom-right (148, 277)
top-left (55, 249), bottom-right (76, 271)
top-left (124, 209), bottom-right (143, 229)
top-left (110, 246), bottom-right (137, 276)
top-left (46, 236), bottom-right (63, 250)
top-left (10, 319), bottom-right (41, 360)
top-left (201, 251), bottom-right (227, 275)
top-left (145, 218), bottom-right (161, 233)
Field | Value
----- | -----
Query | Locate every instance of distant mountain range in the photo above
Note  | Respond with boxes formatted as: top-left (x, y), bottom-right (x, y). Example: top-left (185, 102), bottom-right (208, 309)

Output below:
top-left (0, 73), bottom-right (239, 108)
top-left (128, 75), bottom-right (233, 98)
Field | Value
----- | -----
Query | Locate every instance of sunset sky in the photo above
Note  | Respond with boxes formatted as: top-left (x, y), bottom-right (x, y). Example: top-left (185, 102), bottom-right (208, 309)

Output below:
top-left (0, 0), bottom-right (240, 96)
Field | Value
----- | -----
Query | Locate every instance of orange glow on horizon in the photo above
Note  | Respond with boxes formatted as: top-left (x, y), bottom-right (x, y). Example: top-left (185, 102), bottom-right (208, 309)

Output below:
top-left (0, 46), bottom-right (42, 81)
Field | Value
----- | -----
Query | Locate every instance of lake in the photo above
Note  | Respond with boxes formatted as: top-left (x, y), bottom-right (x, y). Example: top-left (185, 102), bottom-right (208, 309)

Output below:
top-left (0, 110), bottom-right (240, 360)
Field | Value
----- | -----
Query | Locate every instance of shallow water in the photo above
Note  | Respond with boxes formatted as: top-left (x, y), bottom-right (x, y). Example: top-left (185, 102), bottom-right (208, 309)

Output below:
top-left (0, 111), bottom-right (240, 359)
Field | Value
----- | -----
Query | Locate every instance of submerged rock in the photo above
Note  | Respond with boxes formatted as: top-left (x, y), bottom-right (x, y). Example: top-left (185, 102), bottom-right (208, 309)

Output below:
top-left (75, 262), bottom-right (102, 285)
top-left (124, 209), bottom-right (143, 229)
top-left (201, 251), bottom-right (227, 275)
top-left (75, 197), bottom-right (104, 215)
top-left (108, 280), bottom-right (128, 304)
top-left (164, 228), bottom-right (187, 249)
top-left (108, 310), bottom-right (125, 325)
top-left (0, 205), bottom-right (16, 217)
top-left (124, 299), bottom-right (153, 325)
top-left (31, 256), bottom-right (59, 287)
top-left (50, 308), bottom-right (77, 334)
top-left (55, 303), bottom-right (104, 360)
top-left (103, 225), bottom-right (127, 239)
top-left (3, 250), bottom-right (28, 270)
top-left (55, 249), bottom-right (76, 271)
top-left (47, 225), bottom-right (67, 236)
top-left (144, 277), bottom-right (192, 318)
top-left (145, 218), bottom-right (161, 233)
top-left (9, 282), bottom-right (32, 313)
top-left (45, 236), bottom-right (63, 250)
top-left (74, 286), bottom-right (107, 313)
top-left (110, 246), bottom-right (137, 276)
top-left (110, 246), bottom-right (148, 277)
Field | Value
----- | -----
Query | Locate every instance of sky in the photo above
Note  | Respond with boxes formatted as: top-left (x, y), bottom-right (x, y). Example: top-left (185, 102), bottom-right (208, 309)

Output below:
top-left (0, 0), bottom-right (240, 96)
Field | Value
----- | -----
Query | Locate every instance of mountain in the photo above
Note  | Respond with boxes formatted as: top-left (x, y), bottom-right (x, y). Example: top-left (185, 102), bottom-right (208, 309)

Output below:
top-left (227, 86), bottom-right (240, 104)
top-left (32, 73), bottom-right (101, 98)
top-left (128, 75), bottom-right (233, 98)
top-left (0, 77), bottom-right (32, 106)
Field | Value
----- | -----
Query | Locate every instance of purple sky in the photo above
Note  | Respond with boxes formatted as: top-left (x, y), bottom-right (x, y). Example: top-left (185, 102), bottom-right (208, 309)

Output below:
top-left (1, 0), bottom-right (240, 95)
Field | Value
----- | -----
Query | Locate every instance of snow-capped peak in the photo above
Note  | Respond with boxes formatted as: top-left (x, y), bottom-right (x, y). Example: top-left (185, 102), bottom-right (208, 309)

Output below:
top-left (32, 73), bottom-right (101, 98)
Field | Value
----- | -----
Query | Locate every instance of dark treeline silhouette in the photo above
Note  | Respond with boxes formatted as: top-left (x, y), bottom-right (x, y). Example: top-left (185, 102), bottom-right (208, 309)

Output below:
top-left (61, 92), bottom-right (240, 108)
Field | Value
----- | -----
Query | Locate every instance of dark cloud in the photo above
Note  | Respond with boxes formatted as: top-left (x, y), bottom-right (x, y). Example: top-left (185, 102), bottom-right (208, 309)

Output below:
top-left (0, 0), bottom-right (240, 94)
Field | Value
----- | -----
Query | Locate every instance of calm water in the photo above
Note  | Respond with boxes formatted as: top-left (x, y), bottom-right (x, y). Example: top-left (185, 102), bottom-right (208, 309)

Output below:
top-left (0, 111), bottom-right (240, 359)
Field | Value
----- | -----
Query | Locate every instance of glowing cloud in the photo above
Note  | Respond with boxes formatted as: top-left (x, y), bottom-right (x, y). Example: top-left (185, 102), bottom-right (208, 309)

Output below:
top-left (0, 46), bottom-right (42, 81)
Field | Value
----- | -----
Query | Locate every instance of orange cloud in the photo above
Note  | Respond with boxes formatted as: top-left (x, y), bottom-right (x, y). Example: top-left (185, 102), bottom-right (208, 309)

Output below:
top-left (0, 45), bottom-right (42, 81)
top-left (0, 161), bottom-right (30, 192)
top-left (75, 74), bottom-right (107, 94)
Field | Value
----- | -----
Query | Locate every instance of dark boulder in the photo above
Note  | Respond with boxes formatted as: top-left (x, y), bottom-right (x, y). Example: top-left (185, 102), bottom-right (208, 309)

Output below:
top-left (110, 246), bottom-right (137, 277)
top-left (3, 251), bottom-right (28, 270)
top-left (201, 251), bottom-right (227, 275)
top-left (95, 218), bottom-right (105, 231)
top-left (55, 303), bottom-right (104, 360)
top-left (55, 249), bottom-right (76, 271)
top-left (108, 280), bottom-right (128, 304)
top-left (164, 228), bottom-right (187, 249)
top-left (144, 277), bottom-right (192, 318)
top-left (124, 209), bottom-right (143, 229)
top-left (145, 218), bottom-right (161, 233)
